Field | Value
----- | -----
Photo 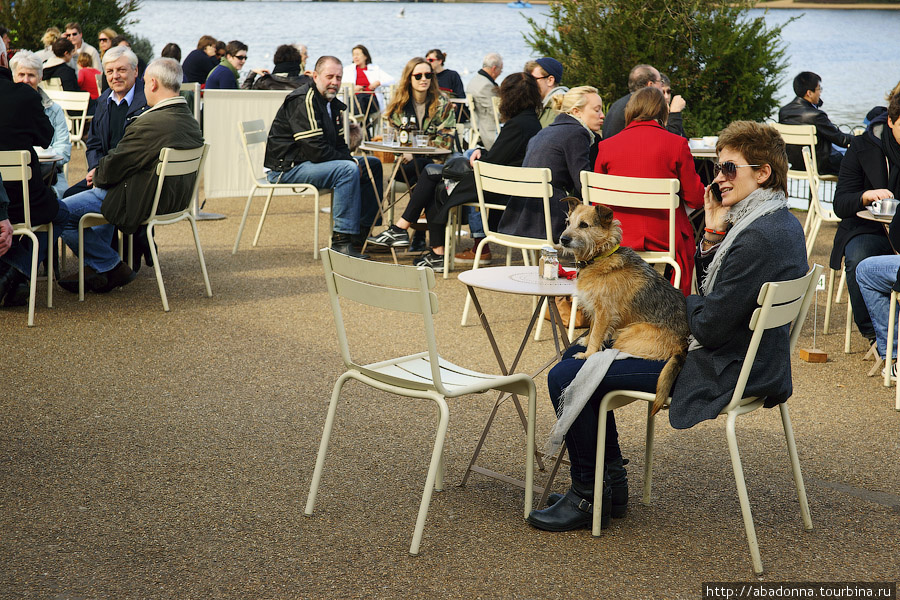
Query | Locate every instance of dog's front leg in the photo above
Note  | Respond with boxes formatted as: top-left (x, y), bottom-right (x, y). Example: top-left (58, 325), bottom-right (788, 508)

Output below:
top-left (573, 312), bottom-right (610, 360)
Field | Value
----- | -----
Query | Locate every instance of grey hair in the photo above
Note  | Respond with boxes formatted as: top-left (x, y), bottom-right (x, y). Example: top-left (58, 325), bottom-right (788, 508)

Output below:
top-left (10, 50), bottom-right (43, 80)
top-left (102, 45), bottom-right (138, 69)
top-left (145, 57), bottom-right (182, 93)
top-left (482, 53), bottom-right (503, 69)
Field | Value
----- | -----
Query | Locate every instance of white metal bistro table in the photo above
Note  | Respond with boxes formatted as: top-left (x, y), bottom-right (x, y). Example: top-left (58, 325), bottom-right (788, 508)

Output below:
top-left (357, 141), bottom-right (451, 262)
top-left (457, 265), bottom-right (577, 505)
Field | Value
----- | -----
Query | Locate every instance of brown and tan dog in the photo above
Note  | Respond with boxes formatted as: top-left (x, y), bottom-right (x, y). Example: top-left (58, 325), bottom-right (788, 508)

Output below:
top-left (557, 199), bottom-right (689, 415)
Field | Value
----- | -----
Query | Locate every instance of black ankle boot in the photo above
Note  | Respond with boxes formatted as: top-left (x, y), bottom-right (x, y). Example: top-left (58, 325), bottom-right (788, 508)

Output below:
top-left (0, 266), bottom-right (27, 304)
top-left (547, 458), bottom-right (628, 518)
top-left (331, 232), bottom-right (370, 259)
top-left (527, 479), bottom-right (611, 532)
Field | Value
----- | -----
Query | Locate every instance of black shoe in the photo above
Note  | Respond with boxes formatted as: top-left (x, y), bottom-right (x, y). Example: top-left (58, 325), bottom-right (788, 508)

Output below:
top-left (58, 266), bottom-right (108, 294)
top-left (331, 233), bottom-right (370, 259)
top-left (94, 262), bottom-right (137, 293)
top-left (3, 282), bottom-right (29, 307)
top-left (0, 266), bottom-right (27, 303)
top-left (547, 458), bottom-right (628, 519)
top-left (367, 226), bottom-right (410, 248)
top-left (413, 250), bottom-right (444, 273)
top-left (409, 234), bottom-right (427, 254)
top-left (528, 480), bottom-right (610, 532)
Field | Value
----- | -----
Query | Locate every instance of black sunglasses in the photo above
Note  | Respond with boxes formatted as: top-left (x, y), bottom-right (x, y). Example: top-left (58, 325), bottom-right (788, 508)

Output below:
top-left (412, 72), bottom-right (433, 81)
top-left (713, 161), bottom-right (760, 180)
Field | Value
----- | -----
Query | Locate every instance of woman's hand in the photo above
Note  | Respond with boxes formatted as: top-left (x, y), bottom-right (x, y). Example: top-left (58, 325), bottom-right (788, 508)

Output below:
top-left (401, 153), bottom-right (413, 164)
top-left (468, 149), bottom-right (482, 167)
top-left (354, 84), bottom-right (364, 93)
top-left (251, 68), bottom-right (269, 76)
top-left (0, 219), bottom-right (12, 257)
top-left (369, 80), bottom-right (381, 90)
top-left (861, 189), bottom-right (895, 205)
top-left (704, 184), bottom-right (729, 233)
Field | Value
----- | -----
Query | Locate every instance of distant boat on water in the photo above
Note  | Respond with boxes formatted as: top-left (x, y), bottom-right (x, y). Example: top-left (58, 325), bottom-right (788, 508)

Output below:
top-left (507, 0), bottom-right (532, 7)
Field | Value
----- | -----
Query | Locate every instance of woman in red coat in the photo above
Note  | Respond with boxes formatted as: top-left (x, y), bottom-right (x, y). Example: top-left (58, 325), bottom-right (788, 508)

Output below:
top-left (594, 86), bottom-right (704, 295)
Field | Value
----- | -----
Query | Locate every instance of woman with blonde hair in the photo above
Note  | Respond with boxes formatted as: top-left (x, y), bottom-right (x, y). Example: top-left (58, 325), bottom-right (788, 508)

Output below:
top-left (593, 86), bottom-right (704, 296)
top-left (498, 85), bottom-right (604, 241)
top-left (35, 27), bottom-right (61, 63)
top-left (97, 28), bottom-right (117, 57)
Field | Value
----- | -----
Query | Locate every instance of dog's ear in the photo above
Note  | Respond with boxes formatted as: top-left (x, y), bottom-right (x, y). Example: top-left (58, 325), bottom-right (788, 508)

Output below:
top-left (594, 204), bottom-right (615, 228)
top-left (562, 196), bottom-right (581, 215)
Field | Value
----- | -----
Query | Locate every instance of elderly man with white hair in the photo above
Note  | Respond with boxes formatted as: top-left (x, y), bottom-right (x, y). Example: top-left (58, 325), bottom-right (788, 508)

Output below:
top-left (10, 51), bottom-right (72, 199)
top-left (466, 52), bottom-right (503, 150)
top-left (58, 58), bottom-right (204, 295)
top-left (64, 45), bottom-right (148, 199)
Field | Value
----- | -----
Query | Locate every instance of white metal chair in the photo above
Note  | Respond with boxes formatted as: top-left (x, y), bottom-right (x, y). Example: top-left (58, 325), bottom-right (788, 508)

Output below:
top-left (772, 123), bottom-right (837, 231)
top-left (44, 90), bottom-right (91, 149)
top-left (233, 119), bottom-right (328, 258)
top-left (306, 249), bottom-right (538, 555)
top-left (78, 145), bottom-right (212, 311)
top-left (885, 291), bottom-right (900, 410)
top-left (0, 150), bottom-right (54, 326)
top-left (465, 94), bottom-right (481, 148)
top-left (460, 162), bottom-right (555, 328)
top-left (490, 95), bottom-right (502, 135)
top-left (39, 77), bottom-right (63, 91)
top-left (571, 264), bottom-right (822, 574)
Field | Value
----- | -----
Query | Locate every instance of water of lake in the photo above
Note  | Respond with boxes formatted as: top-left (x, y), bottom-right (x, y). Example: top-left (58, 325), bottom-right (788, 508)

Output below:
top-left (132, 1), bottom-right (899, 127)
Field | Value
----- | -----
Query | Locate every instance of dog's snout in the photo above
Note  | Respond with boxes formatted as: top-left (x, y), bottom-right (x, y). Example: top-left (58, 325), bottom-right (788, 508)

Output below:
top-left (559, 235), bottom-right (571, 247)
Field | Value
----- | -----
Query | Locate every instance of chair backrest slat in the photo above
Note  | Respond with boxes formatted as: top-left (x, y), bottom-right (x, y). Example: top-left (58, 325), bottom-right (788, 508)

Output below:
top-left (0, 151), bottom-right (32, 226)
top-left (333, 274), bottom-right (438, 314)
top-left (474, 161), bottom-right (554, 247)
top-left (239, 119), bottom-right (269, 181)
top-left (148, 145), bottom-right (208, 219)
top-left (772, 122), bottom-right (819, 178)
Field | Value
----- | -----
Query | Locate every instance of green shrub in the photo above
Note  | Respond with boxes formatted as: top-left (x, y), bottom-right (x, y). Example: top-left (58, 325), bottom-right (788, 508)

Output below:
top-left (525, 0), bottom-right (795, 137)
top-left (129, 34), bottom-right (154, 65)
top-left (0, 0), bottom-right (140, 54)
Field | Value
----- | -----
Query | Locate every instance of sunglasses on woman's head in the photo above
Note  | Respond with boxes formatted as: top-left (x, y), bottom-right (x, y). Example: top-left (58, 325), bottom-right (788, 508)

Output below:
top-left (412, 72), bottom-right (433, 81)
top-left (713, 161), bottom-right (760, 180)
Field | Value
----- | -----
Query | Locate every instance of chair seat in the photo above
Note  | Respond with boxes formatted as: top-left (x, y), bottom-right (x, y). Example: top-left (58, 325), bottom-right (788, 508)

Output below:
top-left (253, 175), bottom-right (319, 192)
top-left (364, 353), bottom-right (532, 397)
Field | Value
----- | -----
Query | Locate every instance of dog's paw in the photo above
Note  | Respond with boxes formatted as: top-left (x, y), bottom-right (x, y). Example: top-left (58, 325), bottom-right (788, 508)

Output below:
top-left (572, 352), bottom-right (588, 360)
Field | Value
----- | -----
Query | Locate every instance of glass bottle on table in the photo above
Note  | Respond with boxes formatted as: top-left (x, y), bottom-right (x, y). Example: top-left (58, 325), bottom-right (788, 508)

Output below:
top-left (409, 115), bottom-right (418, 146)
top-left (399, 115), bottom-right (411, 147)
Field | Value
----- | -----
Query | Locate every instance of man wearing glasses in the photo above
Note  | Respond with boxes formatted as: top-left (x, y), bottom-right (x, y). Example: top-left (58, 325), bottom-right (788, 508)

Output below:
top-left (778, 71), bottom-right (852, 176)
top-left (525, 57), bottom-right (569, 128)
top-left (466, 53), bottom-right (503, 150)
top-left (63, 22), bottom-right (101, 71)
top-left (601, 64), bottom-right (665, 139)
top-left (206, 40), bottom-right (258, 89)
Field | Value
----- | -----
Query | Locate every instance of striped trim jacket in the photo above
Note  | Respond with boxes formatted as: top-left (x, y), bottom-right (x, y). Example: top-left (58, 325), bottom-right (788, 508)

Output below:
top-left (264, 82), bottom-right (352, 172)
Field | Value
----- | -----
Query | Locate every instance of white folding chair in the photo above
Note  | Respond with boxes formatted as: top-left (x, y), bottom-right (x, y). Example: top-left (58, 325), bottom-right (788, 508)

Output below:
top-left (233, 120), bottom-right (328, 258)
top-left (465, 94), bottom-right (481, 149)
top-left (0, 150), bottom-right (54, 326)
top-left (460, 162), bottom-right (555, 330)
top-left (78, 145), bottom-right (212, 311)
top-left (306, 249), bottom-right (537, 555)
top-left (39, 77), bottom-right (63, 91)
top-left (566, 264), bottom-right (822, 574)
top-left (772, 123), bottom-right (837, 231)
top-left (886, 291), bottom-right (900, 410)
top-left (44, 90), bottom-right (91, 149)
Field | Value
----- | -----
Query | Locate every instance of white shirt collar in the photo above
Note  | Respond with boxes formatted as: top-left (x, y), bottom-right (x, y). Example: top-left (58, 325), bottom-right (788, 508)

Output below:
top-left (109, 83), bottom-right (137, 106)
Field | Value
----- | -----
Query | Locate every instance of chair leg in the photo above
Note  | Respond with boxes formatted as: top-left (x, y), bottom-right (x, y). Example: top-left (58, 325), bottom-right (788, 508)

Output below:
top-left (305, 372), bottom-right (352, 517)
top-left (836, 269), bottom-right (846, 303)
top-left (643, 402), bottom-right (656, 505)
top-left (232, 186), bottom-right (257, 254)
top-left (253, 188), bottom-right (276, 247)
top-left (824, 269), bottom-right (836, 334)
top-left (313, 190), bottom-right (321, 260)
top-left (534, 297), bottom-right (547, 342)
top-left (779, 403), bottom-right (813, 531)
top-left (568, 296), bottom-right (579, 342)
top-left (188, 215), bottom-right (213, 298)
top-left (46, 223), bottom-right (53, 310)
top-left (524, 384), bottom-right (537, 519)
top-left (592, 402), bottom-right (609, 537)
top-left (410, 395), bottom-right (450, 556)
top-left (25, 231), bottom-right (39, 327)
top-left (725, 412), bottom-right (764, 575)
top-left (147, 225), bottom-right (169, 312)
top-left (844, 295), bottom-right (853, 354)
top-left (460, 236), bottom-right (490, 326)
top-left (886, 293), bottom-right (896, 387)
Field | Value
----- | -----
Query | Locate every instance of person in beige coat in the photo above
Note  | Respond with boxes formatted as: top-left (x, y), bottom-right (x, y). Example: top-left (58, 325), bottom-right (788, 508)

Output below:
top-left (466, 53), bottom-right (502, 149)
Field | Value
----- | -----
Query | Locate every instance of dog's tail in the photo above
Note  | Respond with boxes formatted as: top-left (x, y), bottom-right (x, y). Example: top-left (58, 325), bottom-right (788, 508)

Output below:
top-left (651, 352), bottom-right (686, 417)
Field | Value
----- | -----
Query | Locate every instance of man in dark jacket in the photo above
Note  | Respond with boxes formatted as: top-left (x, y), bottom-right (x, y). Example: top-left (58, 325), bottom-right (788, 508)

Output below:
top-left (264, 55), bottom-right (380, 258)
top-left (779, 71), bottom-right (853, 176)
top-left (58, 57), bottom-right (204, 294)
top-left (64, 45), bottom-right (148, 198)
top-left (0, 69), bottom-right (69, 305)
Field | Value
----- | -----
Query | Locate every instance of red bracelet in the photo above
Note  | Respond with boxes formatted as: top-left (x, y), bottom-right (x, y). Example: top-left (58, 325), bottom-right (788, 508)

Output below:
top-left (704, 227), bottom-right (727, 235)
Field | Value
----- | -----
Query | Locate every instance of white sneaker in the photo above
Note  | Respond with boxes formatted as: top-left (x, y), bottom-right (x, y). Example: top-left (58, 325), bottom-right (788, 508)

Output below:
top-left (882, 362), bottom-right (897, 381)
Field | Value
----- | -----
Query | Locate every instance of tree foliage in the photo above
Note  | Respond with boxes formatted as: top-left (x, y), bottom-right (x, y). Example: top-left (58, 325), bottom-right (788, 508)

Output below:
top-left (1, 0), bottom-right (141, 54)
top-left (525, 0), bottom-right (794, 137)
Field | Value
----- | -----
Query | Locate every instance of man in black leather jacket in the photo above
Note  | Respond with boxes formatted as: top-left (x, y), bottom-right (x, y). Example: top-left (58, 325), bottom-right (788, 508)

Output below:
top-left (779, 71), bottom-right (853, 175)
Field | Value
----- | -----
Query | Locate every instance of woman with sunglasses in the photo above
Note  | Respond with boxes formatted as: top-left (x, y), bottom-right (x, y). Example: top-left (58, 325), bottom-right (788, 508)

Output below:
top-left (425, 49), bottom-right (464, 99)
top-left (206, 40), bottom-right (262, 90)
top-left (528, 120), bottom-right (808, 533)
top-left (593, 86), bottom-right (704, 296)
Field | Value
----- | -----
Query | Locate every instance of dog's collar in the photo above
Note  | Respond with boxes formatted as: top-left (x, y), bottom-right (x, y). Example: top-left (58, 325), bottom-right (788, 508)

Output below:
top-left (576, 244), bottom-right (620, 270)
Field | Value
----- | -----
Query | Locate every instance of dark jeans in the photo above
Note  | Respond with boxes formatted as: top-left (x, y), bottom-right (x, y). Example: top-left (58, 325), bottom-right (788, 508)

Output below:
top-left (400, 169), bottom-right (444, 243)
top-left (547, 344), bottom-right (666, 484)
top-left (1, 201), bottom-right (70, 277)
top-left (843, 232), bottom-right (893, 339)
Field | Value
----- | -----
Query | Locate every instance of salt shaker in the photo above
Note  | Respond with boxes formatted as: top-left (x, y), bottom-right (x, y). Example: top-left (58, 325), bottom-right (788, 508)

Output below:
top-left (539, 246), bottom-right (559, 280)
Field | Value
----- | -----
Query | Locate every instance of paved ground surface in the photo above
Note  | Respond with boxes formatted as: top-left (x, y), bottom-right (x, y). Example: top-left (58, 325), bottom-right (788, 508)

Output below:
top-left (2, 151), bottom-right (899, 599)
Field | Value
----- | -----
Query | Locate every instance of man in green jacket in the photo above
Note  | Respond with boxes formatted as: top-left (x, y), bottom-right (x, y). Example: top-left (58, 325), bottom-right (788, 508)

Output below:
top-left (59, 57), bottom-right (204, 294)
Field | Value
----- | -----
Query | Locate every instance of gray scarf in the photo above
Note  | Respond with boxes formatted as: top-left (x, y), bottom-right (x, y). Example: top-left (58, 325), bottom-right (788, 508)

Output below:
top-left (689, 186), bottom-right (788, 351)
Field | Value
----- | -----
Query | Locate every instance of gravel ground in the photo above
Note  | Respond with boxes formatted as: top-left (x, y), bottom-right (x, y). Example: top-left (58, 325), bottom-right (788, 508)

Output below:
top-left (2, 151), bottom-right (898, 599)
